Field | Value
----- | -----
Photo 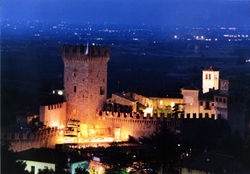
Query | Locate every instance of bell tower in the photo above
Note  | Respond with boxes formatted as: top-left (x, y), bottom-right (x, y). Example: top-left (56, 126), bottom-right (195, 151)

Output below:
top-left (202, 67), bottom-right (219, 94)
top-left (62, 45), bottom-right (110, 124)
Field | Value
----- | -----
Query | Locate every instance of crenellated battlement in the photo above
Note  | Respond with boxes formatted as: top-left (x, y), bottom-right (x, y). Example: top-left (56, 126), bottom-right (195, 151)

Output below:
top-left (61, 45), bottom-right (110, 62)
top-left (1, 128), bottom-right (61, 152)
top-left (98, 111), bottom-right (216, 121)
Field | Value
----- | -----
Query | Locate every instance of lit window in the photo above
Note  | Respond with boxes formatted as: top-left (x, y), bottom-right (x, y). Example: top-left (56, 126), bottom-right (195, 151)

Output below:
top-left (160, 100), bottom-right (163, 106)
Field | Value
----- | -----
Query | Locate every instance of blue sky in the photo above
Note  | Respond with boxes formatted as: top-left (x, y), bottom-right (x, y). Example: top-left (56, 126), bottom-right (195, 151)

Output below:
top-left (2, 0), bottom-right (250, 26)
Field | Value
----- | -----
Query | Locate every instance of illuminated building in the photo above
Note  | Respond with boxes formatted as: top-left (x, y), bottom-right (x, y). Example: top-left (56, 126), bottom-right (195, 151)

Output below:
top-left (202, 67), bottom-right (219, 94)
top-left (2, 45), bottom-right (233, 151)
top-left (16, 148), bottom-right (89, 174)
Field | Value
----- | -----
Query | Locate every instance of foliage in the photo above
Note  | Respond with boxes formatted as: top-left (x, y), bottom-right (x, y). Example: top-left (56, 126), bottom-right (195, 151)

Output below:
top-left (139, 123), bottom-right (178, 173)
top-left (105, 168), bottom-right (128, 174)
top-left (103, 143), bottom-right (133, 172)
top-left (1, 141), bottom-right (31, 174)
top-left (180, 119), bottom-right (243, 156)
top-left (75, 167), bottom-right (89, 174)
top-left (38, 167), bottom-right (55, 174)
top-left (240, 138), bottom-right (250, 169)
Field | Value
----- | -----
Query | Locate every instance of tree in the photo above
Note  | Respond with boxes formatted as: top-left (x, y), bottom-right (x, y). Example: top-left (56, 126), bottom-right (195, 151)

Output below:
top-left (38, 167), bottom-right (55, 174)
top-left (139, 123), bottom-right (178, 173)
top-left (75, 167), bottom-right (89, 174)
top-left (1, 141), bottom-right (31, 174)
top-left (103, 143), bottom-right (133, 173)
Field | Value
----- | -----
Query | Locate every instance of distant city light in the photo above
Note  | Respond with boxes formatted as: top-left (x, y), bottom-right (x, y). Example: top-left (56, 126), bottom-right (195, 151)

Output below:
top-left (58, 90), bottom-right (63, 95)
top-left (228, 27), bottom-right (236, 30)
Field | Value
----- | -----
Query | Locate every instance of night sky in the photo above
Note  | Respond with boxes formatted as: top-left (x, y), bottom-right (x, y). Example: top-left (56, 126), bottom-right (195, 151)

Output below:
top-left (2, 0), bottom-right (250, 26)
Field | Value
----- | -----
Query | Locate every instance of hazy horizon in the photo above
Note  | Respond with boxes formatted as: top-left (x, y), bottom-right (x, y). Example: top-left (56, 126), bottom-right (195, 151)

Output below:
top-left (2, 0), bottom-right (250, 27)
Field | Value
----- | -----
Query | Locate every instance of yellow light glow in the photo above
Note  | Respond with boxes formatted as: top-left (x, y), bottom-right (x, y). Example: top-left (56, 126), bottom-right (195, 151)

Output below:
top-left (144, 108), bottom-right (153, 116)
top-left (114, 128), bottom-right (120, 140)
top-left (171, 102), bottom-right (175, 108)
top-left (160, 100), bottom-right (163, 106)
top-left (51, 121), bottom-right (59, 127)
top-left (89, 129), bottom-right (96, 135)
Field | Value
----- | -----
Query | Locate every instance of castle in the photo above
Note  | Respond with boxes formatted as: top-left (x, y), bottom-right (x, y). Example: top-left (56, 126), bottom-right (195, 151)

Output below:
top-left (39, 45), bottom-right (229, 141)
top-left (3, 45), bottom-right (232, 151)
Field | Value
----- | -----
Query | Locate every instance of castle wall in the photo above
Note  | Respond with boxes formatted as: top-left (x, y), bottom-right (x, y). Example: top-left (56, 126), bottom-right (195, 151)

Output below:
top-left (181, 89), bottom-right (200, 118)
top-left (95, 111), bottom-right (181, 140)
top-left (220, 79), bottom-right (229, 94)
top-left (214, 95), bottom-right (228, 119)
top-left (62, 46), bottom-right (110, 125)
top-left (87, 58), bottom-right (109, 124)
top-left (64, 60), bottom-right (89, 122)
top-left (40, 102), bottom-right (67, 128)
top-left (199, 100), bottom-right (216, 119)
top-left (2, 128), bottom-right (60, 152)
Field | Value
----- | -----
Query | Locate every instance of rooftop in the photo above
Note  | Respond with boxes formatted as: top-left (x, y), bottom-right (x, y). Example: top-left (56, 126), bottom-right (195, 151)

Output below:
top-left (17, 148), bottom-right (89, 164)
top-left (203, 66), bottom-right (219, 71)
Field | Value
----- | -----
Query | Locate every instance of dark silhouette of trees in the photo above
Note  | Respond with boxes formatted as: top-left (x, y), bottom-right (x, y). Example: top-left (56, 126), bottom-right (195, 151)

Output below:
top-left (139, 123), bottom-right (178, 174)
top-left (75, 167), bottom-right (89, 174)
top-left (38, 168), bottom-right (55, 174)
top-left (103, 142), bottom-right (133, 173)
top-left (1, 141), bottom-right (31, 174)
top-left (180, 119), bottom-right (243, 156)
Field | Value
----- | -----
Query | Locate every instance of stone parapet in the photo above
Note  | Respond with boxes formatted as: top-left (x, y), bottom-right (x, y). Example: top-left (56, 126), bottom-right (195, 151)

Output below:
top-left (62, 45), bottom-right (110, 62)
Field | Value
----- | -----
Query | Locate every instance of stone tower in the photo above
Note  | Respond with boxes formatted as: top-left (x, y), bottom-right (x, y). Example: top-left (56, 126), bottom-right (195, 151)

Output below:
top-left (202, 67), bottom-right (219, 94)
top-left (62, 45), bottom-right (110, 124)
